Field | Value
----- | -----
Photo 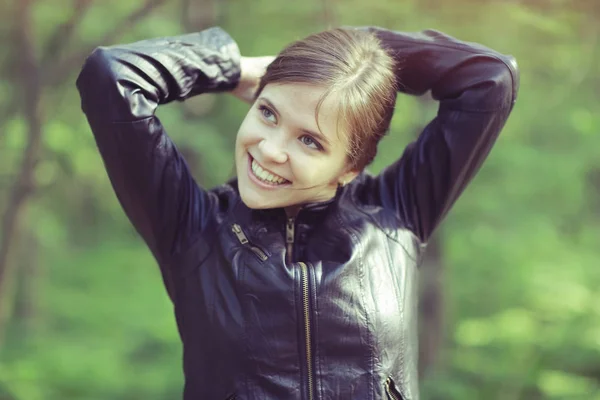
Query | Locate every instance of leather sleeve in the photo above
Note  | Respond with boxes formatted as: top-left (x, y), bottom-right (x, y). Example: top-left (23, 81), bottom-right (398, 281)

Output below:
top-left (362, 28), bottom-right (519, 242)
top-left (76, 27), bottom-right (241, 264)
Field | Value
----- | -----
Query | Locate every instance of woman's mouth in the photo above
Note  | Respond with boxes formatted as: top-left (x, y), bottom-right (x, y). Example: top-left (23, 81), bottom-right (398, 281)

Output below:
top-left (247, 154), bottom-right (291, 188)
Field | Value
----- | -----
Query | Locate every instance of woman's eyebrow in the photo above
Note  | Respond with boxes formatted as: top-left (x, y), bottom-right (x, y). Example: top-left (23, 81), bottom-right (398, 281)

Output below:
top-left (258, 96), bottom-right (332, 146)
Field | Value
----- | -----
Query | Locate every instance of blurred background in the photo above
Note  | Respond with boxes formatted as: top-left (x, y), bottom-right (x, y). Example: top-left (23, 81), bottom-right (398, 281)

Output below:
top-left (0, 0), bottom-right (599, 399)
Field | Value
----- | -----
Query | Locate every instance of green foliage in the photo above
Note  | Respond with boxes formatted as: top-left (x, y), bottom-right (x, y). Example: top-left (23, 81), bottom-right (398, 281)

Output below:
top-left (0, 0), bottom-right (599, 399)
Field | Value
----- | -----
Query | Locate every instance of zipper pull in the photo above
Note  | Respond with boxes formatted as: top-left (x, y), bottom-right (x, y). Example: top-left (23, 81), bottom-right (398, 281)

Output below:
top-left (286, 217), bottom-right (295, 264)
top-left (250, 245), bottom-right (268, 261)
top-left (232, 224), bottom-right (268, 262)
top-left (286, 217), bottom-right (295, 244)
top-left (232, 224), bottom-right (249, 245)
top-left (385, 377), bottom-right (401, 400)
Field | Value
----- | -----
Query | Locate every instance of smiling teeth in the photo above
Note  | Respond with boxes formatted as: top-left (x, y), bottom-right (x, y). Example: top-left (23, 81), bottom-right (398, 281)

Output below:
top-left (251, 159), bottom-right (288, 184)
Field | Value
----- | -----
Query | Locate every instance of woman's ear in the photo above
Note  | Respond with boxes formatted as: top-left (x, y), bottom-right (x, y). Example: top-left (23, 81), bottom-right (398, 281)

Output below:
top-left (338, 169), bottom-right (360, 187)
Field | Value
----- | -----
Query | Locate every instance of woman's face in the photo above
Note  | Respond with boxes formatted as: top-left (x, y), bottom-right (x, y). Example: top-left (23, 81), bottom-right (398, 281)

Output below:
top-left (235, 83), bottom-right (357, 211)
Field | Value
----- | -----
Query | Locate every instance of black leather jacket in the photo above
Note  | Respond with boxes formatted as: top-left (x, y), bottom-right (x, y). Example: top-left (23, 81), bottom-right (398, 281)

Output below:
top-left (76, 26), bottom-right (519, 400)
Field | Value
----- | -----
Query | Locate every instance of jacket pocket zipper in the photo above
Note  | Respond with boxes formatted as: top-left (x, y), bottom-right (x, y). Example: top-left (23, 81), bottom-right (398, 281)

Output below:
top-left (231, 224), bottom-right (268, 261)
top-left (385, 376), bottom-right (403, 400)
top-left (225, 393), bottom-right (236, 400)
top-left (299, 261), bottom-right (315, 400)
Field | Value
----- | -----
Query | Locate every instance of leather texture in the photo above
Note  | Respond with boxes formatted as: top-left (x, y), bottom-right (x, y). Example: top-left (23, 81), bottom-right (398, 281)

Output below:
top-left (76, 26), bottom-right (519, 400)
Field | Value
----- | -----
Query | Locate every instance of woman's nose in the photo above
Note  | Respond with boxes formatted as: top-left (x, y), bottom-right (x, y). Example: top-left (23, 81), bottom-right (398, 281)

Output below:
top-left (258, 138), bottom-right (288, 164)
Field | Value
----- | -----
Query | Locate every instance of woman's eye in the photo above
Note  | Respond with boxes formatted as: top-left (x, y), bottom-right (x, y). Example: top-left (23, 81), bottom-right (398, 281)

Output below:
top-left (258, 105), bottom-right (277, 123)
top-left (299, 135), bottom-right (322, 150)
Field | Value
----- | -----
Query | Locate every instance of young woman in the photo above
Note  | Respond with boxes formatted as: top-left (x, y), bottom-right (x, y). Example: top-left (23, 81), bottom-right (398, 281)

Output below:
top-left (77, 25), bottom-right (518, 400)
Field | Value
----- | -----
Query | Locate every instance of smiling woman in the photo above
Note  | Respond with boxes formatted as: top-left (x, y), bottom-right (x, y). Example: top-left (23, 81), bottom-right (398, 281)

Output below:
top-left (235, 29), bottom-right (397, 213)
top-left (77, 25), bottom-right (519, 400)
top-left (237, 83), bottom-right (356, 210)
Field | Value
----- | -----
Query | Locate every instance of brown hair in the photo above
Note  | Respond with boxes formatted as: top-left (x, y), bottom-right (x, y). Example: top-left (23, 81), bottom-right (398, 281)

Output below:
top-left (255, 28), bottom-right (397, 171)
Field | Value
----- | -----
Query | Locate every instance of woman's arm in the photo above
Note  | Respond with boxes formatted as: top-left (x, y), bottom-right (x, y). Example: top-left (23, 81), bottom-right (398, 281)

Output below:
top-left (361, 28), bottom-right (519, 242)
top-left (76, 27), bottom-right (241, 277)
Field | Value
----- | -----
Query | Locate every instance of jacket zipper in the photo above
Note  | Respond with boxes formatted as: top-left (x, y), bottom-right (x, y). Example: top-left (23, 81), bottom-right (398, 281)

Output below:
top-left (299, 261), bottom-right (315, 400)
top-left (286, 217), bottom-right (295, 264)
top-left (385, 377), bottom-right (401, 400)
top-left (286, 217), bottom-right (315, 399)
top-left (231, 224), bottom-right (268, 261)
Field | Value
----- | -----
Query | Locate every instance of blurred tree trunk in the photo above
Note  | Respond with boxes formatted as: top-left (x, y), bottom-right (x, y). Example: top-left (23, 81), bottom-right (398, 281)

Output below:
top-left (418, 235), bottom-right (445, 377)
top-left (12, 231), bottom-right (40, 335)
top-left (321, 0), bottom-right (337, 27)
top-left (414, 96), bottom-right (445, 377)
top-left (181, 0), bottom-right (217, 31)
top-left (0, 0), bottom-right (43, 346)
top-left (0, 0), bottom-right (167, 347)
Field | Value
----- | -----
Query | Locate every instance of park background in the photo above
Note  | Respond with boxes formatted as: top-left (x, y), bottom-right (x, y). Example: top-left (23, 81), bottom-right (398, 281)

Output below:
top-left (0, 0), bottom-right (599, 399)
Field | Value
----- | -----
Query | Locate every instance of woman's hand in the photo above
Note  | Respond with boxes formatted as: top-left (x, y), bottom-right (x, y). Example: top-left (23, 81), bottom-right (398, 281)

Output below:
top-left (230, 56), bottom-right (275, 104)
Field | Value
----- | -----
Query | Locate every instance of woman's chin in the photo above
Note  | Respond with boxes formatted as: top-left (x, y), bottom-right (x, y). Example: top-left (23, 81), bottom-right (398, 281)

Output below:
top-left (239, 186), bottom-right (285, 210)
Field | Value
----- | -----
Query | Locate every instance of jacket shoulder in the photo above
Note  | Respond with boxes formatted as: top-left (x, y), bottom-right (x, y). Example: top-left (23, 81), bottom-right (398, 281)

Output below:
top-left (342, 173), bottom-right (421, 241)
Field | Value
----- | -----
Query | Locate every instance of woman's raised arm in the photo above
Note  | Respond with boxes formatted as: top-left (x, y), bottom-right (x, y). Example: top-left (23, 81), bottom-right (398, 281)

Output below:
top-left (76, 27), bottom-right (241, 273)
top-left (361, 28), bottom-right (520, 242)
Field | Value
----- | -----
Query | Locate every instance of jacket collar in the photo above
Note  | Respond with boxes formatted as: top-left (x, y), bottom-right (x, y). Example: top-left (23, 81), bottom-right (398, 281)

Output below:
top-left (255, 184), bottom-right (343, 223)
top-left (229, 178), bottom-right (343, 225)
